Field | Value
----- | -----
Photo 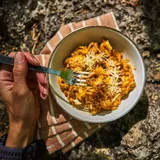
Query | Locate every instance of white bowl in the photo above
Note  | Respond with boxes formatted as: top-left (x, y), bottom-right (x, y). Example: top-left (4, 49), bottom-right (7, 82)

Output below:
top-left (48, 26), bottom-right (145, 123)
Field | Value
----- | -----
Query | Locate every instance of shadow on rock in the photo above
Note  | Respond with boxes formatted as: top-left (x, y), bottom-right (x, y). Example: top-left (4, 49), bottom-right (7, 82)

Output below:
top-left (88, 90), bottom-right (149, 148)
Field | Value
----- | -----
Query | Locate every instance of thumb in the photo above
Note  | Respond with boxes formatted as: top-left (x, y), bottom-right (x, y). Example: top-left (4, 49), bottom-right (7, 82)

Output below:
top-left (13, 52), bottom-right (28, 89)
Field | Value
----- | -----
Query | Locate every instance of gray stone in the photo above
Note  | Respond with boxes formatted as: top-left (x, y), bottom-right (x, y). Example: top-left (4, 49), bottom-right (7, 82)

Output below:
top-left (0, 0), bottom-right (160, 159)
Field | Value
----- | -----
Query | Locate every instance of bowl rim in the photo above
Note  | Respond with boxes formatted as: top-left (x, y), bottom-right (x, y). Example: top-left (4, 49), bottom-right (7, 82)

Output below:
top-left (48, 26), bottom-right (146, 123)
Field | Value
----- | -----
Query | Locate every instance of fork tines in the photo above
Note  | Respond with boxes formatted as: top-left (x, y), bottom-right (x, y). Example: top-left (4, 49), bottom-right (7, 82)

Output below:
top-left (73, 71), bottom-right (89, 86)
top-left (73, 71), bottom-right (89, 78)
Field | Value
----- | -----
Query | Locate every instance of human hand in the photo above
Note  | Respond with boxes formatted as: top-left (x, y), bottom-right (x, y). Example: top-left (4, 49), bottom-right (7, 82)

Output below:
top-left (0, 52), bottom-right (48, 148)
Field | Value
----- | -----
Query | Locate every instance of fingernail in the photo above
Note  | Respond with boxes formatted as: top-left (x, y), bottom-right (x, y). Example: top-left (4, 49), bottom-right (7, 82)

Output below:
top-left (43, 88), bottom-right (48, 95)
top-left (45, 76), bottom-right (48, 84)
top-left (43, 94), bottom-right (48, 100)
top-left (15, 52), bottom-right (24, 64)
top-left (32, 56), bottom-right (40, 65)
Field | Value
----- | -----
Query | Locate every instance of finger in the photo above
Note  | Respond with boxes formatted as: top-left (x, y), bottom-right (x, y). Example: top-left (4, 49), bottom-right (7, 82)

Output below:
top-left (0, 52), bottom-right (15, 95)
top-left (36, 72), bottom-right (48, 85)
top-left (9, 52), bottom-right (40, 66)
top-left (13, 52), bottom-right (28, 91)
top-left (38, 81), bottom-right (48, 99)
top-left (0, 70), bottom-right (13, 82)
top-left (40, 92), bottom-right (47, 100)
top-left (36, 72), bottom-right (48, 99)
top-left (23, 52), bottom-right (40, 66)
top-left (0, 70), bottom-right (13, 93)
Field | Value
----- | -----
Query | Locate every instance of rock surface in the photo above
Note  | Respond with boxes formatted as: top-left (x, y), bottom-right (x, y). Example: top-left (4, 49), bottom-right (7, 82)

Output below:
top-left (0, 0), bottom-right (160, 160)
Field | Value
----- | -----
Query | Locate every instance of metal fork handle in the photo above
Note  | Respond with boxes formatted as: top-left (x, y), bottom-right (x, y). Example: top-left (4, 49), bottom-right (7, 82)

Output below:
top-left (0, 54), bottom-right (60, 76)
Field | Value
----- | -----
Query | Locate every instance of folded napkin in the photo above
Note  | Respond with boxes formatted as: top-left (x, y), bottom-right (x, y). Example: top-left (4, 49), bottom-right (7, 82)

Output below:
top-left (36, 12), bottom-right (119, 154)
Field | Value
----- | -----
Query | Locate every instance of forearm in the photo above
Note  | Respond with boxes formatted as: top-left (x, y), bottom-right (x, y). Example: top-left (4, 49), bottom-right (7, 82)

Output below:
top-left (6, 125), bottom-right (35, 148)
top-left (5, 114), bottom-right (36, 148)
top-left (0, 124), bottom-right (48, 160)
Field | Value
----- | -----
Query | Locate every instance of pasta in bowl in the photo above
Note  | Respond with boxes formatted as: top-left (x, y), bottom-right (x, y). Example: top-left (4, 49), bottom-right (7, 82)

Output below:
top-left (48, 26), bottom-right (145, 123)
top-left (58, 40), bottom-right (136, 115)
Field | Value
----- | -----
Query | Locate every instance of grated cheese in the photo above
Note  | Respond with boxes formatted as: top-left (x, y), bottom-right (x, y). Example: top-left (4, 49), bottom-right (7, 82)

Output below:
top-left (85, 50), bottom-right (96, 69)
top-left (108, 62), bottom-right (121, 95)
top-left (85, 50), bottom-right (121, 96)
top-left (85, 51), bottom-right (107, 69)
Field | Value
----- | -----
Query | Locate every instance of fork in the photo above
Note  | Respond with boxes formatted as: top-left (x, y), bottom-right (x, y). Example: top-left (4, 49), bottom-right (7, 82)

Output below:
top-left (0, 54), bottom-right (89, 86)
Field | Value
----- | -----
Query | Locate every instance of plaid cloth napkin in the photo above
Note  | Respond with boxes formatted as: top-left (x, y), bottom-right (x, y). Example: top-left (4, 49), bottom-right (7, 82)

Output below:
top-left (35, 12), bottom-right (119, 154)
